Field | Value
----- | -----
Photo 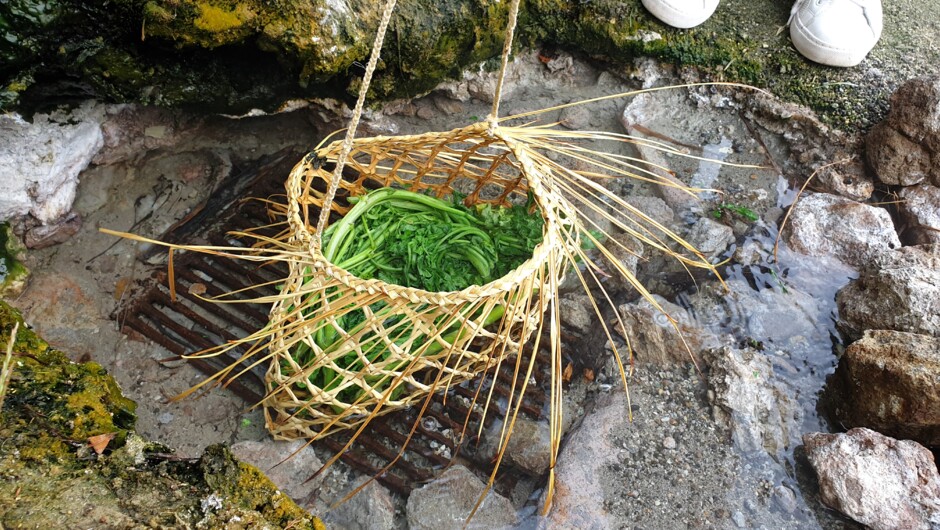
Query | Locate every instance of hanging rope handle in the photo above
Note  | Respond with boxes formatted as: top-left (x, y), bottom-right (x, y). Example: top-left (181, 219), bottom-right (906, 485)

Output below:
top-left (314, 0), bottom-right (522, 243)
top-left (489, 0), bottom-right (522, 127)
top-left (314, 0), bottom-right (398, 242)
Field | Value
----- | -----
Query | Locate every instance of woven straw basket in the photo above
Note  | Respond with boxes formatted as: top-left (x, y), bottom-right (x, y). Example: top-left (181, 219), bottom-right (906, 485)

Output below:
top-left (264, 120), bottom-right (580, 439)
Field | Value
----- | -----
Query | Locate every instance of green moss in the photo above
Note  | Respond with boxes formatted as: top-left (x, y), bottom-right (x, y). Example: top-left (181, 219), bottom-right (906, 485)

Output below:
top-left (3, 0), bottom-right (916, 127)
top-left (194, 2), bottom-right (246, 32)
top-left (0, 301), bottom-right (137, 447)
top-left (0, 300), bottom-right (46, 356)
top-left (200, 445), bottom-right (325, 530)
top-left (140, 0), bottom-right (258, 48)
top-left (0, 224), bottom-right (29, 299)
top-left (0, 302), bottom-right (325, 528)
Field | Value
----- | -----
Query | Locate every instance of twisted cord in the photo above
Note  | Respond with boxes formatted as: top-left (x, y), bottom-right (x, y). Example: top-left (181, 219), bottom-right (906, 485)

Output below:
top-left (315, 0), bottom-right (398, 243)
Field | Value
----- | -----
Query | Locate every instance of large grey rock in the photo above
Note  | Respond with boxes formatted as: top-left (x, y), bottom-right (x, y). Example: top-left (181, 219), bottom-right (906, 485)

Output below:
top-left (814, 160), bottom-right (874, 201)
top-left (616, 294), bottom-right (716, 364)
top-left (867, 76), bottom-right (940, 187)
top-left (706, 347), bottom-right (802, 456)
top-left (545, 393), bottom-right (623, 530)
top-left (899, 184), bottom-right (940, 245)
top-left (231, 440), bottom-right (398, 529)
top-left (803, 428), bottom-right (940, 530)
top-left (0, 106), bottom-right (104, 224)
top-left (866, 122), bottom-right (932, 186)
top-left (625, 196), bottom-right (678, 231)
top-left (830, 330), bottom-right (940, 446)
top-left (406, 465), bottom-right (516, 530)
top-left (836, 244), bottom-right (940, 340)
top-left (322, 481), bottom-right (397, 530)
top-left (783, 192), bottom-right (900, 268)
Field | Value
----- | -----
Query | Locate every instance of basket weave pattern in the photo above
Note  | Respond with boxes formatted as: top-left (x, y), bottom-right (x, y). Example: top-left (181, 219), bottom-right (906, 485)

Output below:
top-left (265, 122), bottom-right (578, 439)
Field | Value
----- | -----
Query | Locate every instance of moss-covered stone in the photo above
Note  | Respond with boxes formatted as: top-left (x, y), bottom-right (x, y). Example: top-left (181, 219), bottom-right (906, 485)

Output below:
top-left (2, 0), bottom-right (937, 128)
top-left (0, 301), bottom-right (325, 529)
top-left (0, 224), bottom-right (29, 299)
top-left (0, 301), bottom-right (137, 458)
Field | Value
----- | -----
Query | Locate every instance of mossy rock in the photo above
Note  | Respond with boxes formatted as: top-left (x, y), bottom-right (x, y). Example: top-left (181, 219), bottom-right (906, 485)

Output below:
top-left (0, 224), bottom-right (29, 299)
top-left (2, 0), bottom-right (938, 128)
top-left (0, 301), bottom-right (325, 528)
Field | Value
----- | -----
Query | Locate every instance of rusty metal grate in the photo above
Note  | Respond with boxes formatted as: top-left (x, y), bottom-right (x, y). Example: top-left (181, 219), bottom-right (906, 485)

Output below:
top-left (118, 148), bottom-right (552, 495)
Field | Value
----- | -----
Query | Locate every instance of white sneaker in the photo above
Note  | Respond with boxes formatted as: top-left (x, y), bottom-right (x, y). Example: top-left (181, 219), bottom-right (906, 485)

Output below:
top-left (789, 0), bottom-right (883, 67)
top-left (641, 0), bottom-right (720, 29)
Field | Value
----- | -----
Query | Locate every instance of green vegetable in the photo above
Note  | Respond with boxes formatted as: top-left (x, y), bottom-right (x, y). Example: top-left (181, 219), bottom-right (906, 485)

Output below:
top-left (287, 187), bottom-right (545, 406)
top-left (711, 203), bottom-right (759, 222)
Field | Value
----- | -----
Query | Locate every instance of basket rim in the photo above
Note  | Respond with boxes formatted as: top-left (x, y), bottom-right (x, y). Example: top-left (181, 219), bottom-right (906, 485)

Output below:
top-left (293, 128), bottom-right (574, 304)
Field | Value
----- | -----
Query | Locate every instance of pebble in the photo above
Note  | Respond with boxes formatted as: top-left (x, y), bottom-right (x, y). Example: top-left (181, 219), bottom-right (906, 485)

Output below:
top-left (732, 510), bottom-right (747, 528)
top-left (773, 485), bottom-right (798, 513)
top-left (662, 436), bottom-right (677, 450)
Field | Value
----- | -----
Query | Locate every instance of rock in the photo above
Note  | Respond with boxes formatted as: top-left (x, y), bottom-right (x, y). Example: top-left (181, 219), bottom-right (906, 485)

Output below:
top-left (230, 440), bottom-right (324, 507)
top-left (0, 224), bottom-right (30, 298)
top-left (16, 273), bottom-right (103, 356)
top-left (0, 301), bottom-right (323, 529)
top-left (322, 481), bottom-right (397, 530)
top-left (732, 238), bottom-right (767, 266)
top-left (559, 105), bottom-right (593, 130)
top-left (773, 485), bottom-right (798, 514)
top-left (616, 294), bottom-right (716, 365)
top-left (93, 106), bottom-right (193, 166)
top-left (406, 465), bottom-right (517, 530)
top-left (432, 95), bottom-right (464, 115)
top-left (783, 192), bottom-right (900, 268)
top-left (546, 393), bottom-right (623, 530)
top-left (621, 101), bottom-right (702, 217)
top-left (706, 347), bottom-right (802, 456)
top-left (234, 440), bottom-right (398, 530)
top-left (684, 217), bottom-right (734, 258)
top-left (603, 232), bottom-right (646, 293)
top-left (560, 292), bottom-right (596, 336)
top-left (829, 330), bottom-right (940, 446)
top-left (814, 160), bottom-right (874, 201)
top-left (23, 211), bottom-right (82, 249)
top-left (477, 417), bottom-right (552, 476)
top-left (866, 122), bottom-right (932, 186)
top-left (836, 244), bottom-right (940, 339)
top-left (0, 107), bottom-right (104, 224)
top-left (625, 196), bottom-right (678, 231)
top-left (899, 184), bottom-right (940, 244)
top-left (803, 428), bottom-right (940, 530)
top-left (885, 76), bottom-right (940, 154)
top-left (867, 76), bottom-right (940, 187)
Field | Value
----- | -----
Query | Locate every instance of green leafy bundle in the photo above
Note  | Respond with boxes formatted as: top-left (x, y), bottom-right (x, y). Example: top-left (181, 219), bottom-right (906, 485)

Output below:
top-left (290, 187), bottom-right (544, 404)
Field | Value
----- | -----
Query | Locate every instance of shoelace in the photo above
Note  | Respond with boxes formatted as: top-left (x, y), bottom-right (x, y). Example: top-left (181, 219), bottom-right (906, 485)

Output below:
top-left (788, 0), bottom-right (809, 26)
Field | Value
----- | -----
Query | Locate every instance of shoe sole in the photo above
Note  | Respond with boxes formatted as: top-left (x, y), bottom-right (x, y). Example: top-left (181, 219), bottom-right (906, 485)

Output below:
top-left (641, 0), bottom-right (717, 29)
